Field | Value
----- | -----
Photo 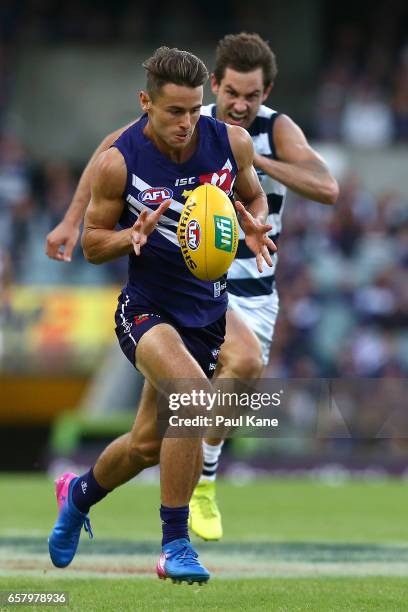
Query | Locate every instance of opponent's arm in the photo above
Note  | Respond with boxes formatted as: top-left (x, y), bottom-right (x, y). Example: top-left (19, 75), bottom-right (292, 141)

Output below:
top-left (228, 125), bottom-right (276, 272)
top-left (45, 121), bottom-right (135, 262)
top-left (81, 148), bottom-right (133, 264)
top-left (253, 114), bottom-right (339, 204)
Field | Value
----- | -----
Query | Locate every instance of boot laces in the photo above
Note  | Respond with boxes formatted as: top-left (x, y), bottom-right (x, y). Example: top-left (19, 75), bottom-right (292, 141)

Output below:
top-left (176, 544), bottom-right (199, 566)
top-left (84, 517), bottom-right (94, 539)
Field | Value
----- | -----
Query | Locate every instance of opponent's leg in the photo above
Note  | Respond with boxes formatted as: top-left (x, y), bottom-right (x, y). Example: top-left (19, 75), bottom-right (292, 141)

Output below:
top-left (190, 442), bottom-right (203, 496)
top-left (190, 309), bottom-right (264, 540)
top-left (216, 308), bottom-right (264, 380)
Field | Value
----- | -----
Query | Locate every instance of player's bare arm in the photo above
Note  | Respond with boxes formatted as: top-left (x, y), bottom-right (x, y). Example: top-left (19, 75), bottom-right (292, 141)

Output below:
top-left (253, 114), bottom-right (339, 204)
top-left (82, 147), bottom-right (132, 264)
top-left (45, 121), bottom-right (135, 262)
top-left (228, 124), bottom-right (276, 272)
top-left (82, 147), bottom-right (170, 263)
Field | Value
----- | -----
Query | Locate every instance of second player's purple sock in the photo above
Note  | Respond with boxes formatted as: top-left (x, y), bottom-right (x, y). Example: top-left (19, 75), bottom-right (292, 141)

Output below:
top-left (160, 504), bottom-right (189, 546)
top-left (72, 467), bottom-right (110, 514)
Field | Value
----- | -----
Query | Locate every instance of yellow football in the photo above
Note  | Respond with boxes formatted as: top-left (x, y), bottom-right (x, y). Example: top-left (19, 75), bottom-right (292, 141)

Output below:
top-left (177, 184), bottom-right (239, 281)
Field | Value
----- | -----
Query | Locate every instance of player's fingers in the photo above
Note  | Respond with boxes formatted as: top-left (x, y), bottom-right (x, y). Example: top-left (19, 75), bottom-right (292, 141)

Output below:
top-left (264, 236), bottom-right (277, 252)
top-left (149, 200), bottom-right (171, 227)
top-left (149, 200), bottom-right (170, 221)
top-left (132, 234), bottom-right (141, 256)
top-left (143, 210), bottom-right (158, 233)
top-left (63, 240), bottom-right (75, 262)
top-left (147, 200), bottom-right (170, 230)
top-left (139, 210), bottom-right (149, 224)
top-left (46, 249), bottom-right (66, 261)
top-left (256, 251), bottom-right (263, 273)
top-left (45, 237), bottom-right (59, 257)
top-left (46, 248), bottom-right (58, 260)
top-left (262, 245), bottom-right (273, 267)
top-left (132, 212), bottom-right (146, 233)
top-left (132, 222), bottom-right (148, 254)
top-left (133, 210), bottom-right (148, 230)
top-left (46, 244), bottom-right (67, 261)
top-left (234, 201), bottom-right (248, 217)
top-left (157, 199), bottom-right (171, 215)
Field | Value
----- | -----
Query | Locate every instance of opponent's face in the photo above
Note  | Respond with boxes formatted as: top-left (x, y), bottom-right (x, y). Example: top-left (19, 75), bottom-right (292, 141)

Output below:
top-left (212, 67), bottom-right (272, 130)
top-left (140, 84), bottom-right (203, 149)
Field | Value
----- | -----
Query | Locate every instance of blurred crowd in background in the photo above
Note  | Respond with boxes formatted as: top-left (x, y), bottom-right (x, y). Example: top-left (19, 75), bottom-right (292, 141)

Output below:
top-left (1, 134), bottom-right (407, 379)
top-left (0, 0), bottom-right (407, 141)
top-left (0, 0), bottom-right (408, 381)
top-left (271, 180), bottom-right (408, 378)
top-left (316, 0), bottom-right (408, 144)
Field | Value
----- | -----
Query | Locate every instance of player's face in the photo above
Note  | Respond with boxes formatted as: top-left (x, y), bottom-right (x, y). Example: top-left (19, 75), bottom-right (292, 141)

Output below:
top-left (212, 67), bottom-right (272, 130)
top-left (141, 84), bottom-right (203, 150)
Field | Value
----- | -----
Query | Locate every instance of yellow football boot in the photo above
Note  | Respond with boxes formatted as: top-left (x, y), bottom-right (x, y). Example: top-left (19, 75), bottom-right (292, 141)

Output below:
top-left (189, 480), bottom-right (223, 541)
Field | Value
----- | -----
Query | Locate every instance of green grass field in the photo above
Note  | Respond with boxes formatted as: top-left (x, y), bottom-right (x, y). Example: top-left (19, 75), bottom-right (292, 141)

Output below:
top-left (0, 475), bottom-right (407, 611)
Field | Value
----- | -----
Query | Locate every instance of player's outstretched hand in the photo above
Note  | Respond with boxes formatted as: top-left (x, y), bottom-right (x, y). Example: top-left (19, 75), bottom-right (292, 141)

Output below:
top-left (45, 220), bottom-right (80, 262)
top-left (131, 199), bottom-right (171, 256)
top-left (235, 201), bottom-right (277, 273)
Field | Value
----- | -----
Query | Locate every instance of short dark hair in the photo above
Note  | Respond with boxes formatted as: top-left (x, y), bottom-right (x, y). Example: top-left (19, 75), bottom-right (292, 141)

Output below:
top-left (214, 33), bottom-right (277, 88)
top-left (142, 46), bottom-right (208, 99)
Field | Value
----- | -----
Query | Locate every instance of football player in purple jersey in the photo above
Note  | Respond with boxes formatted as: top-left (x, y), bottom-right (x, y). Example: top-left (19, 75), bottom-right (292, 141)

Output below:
top-left (47, 46), bottom-right (274, 584)
top-left (46, 34), bottom-right (338, 546)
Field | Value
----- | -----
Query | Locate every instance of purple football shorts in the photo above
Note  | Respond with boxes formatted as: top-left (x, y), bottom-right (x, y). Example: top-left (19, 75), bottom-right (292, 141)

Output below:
top-left (114, 292), bottom-right (225, 379)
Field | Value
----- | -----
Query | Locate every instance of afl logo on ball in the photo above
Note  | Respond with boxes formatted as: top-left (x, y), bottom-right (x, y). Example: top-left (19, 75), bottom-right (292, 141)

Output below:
top-left (186, 220), bottom-right (201, 250)
top-left (137, 187), bottom-right (173, 205)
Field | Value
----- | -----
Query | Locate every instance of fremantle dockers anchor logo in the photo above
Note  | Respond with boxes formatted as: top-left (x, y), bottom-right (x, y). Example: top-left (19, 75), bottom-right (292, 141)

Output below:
top-left (199, 168), bottom-right (232, 193)
top-left (186, 220), bottom-right (201, 250)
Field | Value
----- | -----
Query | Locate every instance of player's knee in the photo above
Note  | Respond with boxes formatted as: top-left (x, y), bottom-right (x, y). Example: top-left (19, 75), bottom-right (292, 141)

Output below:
top-left (128, 438), bottom-right (160, 467)
top-left (231, 351), bottom-right (263, 379)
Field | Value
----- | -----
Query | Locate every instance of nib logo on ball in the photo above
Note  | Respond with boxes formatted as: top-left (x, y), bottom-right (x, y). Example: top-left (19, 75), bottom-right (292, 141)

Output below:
top-left (214, 216), bottom-right (234, 252)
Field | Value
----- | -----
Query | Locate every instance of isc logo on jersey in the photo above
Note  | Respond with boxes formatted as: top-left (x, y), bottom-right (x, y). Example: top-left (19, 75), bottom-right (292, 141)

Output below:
top-left (137, 187), bottom-right (173, 205)
top-left (177, 184), bottom-right (238, 281)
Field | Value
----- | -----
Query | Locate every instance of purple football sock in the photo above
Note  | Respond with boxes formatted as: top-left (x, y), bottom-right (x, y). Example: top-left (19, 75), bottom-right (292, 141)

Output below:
top-left (72, 467), bottom-right (110, 514)
top-left (160, 504), bottom-right (189, 546)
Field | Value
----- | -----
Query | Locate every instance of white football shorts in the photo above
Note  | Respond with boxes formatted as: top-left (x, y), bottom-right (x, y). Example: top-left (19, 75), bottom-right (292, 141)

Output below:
top-left (227, 290), bottom-right (280, 365)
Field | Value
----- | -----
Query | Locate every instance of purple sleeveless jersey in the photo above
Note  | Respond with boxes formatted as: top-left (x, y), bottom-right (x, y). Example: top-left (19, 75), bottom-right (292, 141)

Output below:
top-left (113, 114), bottom-right (238, 327)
